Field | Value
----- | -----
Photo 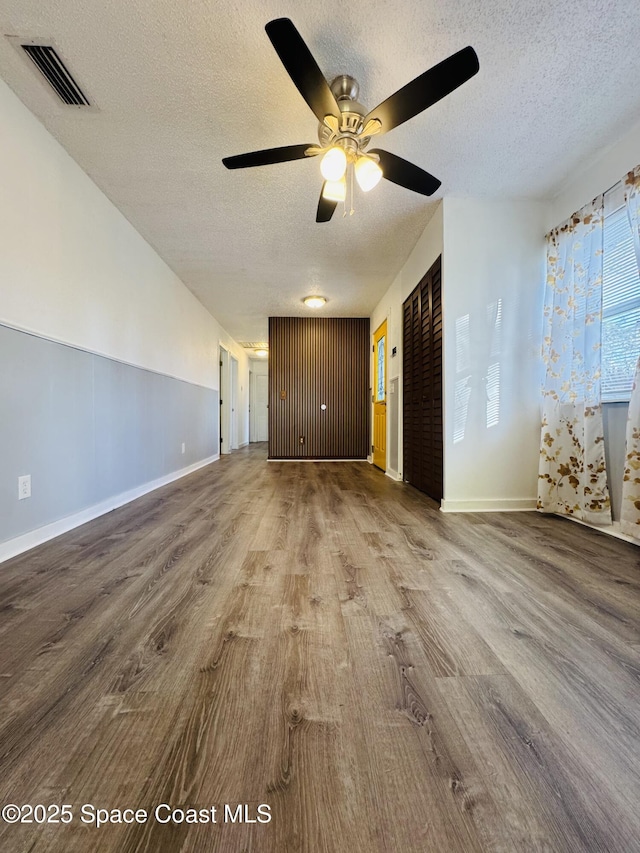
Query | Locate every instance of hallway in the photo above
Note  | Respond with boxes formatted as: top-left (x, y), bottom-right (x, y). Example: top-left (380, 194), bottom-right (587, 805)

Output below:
top-left (1, 444), bottom-right (639, 852)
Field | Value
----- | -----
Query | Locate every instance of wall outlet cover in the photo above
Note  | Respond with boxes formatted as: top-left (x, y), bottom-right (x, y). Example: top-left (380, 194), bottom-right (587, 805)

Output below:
top-left (18, 474), bottom-right (31, 500)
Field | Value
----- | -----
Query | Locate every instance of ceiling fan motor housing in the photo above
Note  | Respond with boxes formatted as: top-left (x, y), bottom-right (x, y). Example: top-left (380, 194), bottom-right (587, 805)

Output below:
top-left (318, 76), bottom-right (368, 152)
top-left (330, 74), bottom-right (359, 101)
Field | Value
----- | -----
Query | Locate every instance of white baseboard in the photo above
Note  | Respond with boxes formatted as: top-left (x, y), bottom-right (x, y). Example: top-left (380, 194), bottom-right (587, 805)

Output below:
top-left (367, 455), bottom-right (373, 464)
top-left (565, 516), bottom-right (639, 545)
top-left (268, 458), bottom-right (368, 463)
top-left (385, 469), bottom-right (402, 481)
top-left (440, 498), bottom-right (537, 513)
top-left (0, 454), bottom-right (219, 565)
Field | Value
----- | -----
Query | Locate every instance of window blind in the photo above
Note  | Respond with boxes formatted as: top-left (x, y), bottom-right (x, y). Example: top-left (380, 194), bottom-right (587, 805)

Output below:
top-left (602, 193), bottom-right (640, 401)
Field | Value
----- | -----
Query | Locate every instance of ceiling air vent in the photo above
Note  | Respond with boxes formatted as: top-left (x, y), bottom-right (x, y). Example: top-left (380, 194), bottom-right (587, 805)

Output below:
top-left (21, 44), bottom-right (90, 106)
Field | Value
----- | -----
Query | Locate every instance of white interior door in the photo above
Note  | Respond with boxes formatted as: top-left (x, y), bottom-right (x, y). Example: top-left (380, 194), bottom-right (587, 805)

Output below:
top-left (255, 374), bottom-right (268, 442)
top-left (249, 371), bottom-right (256, 442)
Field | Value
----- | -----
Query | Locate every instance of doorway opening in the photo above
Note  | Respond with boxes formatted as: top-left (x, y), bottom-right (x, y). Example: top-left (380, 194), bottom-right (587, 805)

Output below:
top-left (249, 365), bottom-right (269, 443)
top-left (230, 355), bottom-right (239, 450)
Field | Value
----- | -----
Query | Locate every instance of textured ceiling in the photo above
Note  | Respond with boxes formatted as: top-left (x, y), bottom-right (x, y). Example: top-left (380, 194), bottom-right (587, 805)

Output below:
top-left (1, 0), bottom-right (640, 342)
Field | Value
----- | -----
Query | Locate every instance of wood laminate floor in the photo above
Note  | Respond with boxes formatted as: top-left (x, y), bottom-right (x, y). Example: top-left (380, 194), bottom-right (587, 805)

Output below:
top-left (1, 444), bottom-right (639, 852)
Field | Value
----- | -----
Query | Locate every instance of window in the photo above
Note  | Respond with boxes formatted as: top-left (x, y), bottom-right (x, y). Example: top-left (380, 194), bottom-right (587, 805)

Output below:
top-left (602, 184), bottom-right (640, 402)
top-left (376, 334), bottom-right (385, 401)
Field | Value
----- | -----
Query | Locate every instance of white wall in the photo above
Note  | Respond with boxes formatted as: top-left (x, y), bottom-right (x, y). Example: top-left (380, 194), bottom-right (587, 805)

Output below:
top-left (0, 77), bottom-right (250, 393)
top-left (441, 199), bottom-right (547, 510)
top-left (370, 203), bottom-right (443, 478)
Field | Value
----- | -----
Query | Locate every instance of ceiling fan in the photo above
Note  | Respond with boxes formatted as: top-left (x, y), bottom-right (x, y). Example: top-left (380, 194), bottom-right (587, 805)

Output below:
top-left (222, 18), bottom-right (479, 222)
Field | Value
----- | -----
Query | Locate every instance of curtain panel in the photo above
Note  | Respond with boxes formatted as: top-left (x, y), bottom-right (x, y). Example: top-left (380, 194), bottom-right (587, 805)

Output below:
top-left (621, 165), bottom-right (640, 538)
top-left (538, 196), bottom-right (611, 524)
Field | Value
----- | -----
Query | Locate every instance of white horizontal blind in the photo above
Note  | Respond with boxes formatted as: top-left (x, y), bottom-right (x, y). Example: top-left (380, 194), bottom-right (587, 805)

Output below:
top-left (602, 186), bottom-right (640, 402)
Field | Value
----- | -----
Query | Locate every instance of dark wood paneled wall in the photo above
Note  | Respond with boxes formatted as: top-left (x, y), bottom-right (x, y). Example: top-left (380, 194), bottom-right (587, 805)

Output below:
top-left (403, 256), bottom-right (443, 500)
top-left (269, 317), bottom-right (370, 459)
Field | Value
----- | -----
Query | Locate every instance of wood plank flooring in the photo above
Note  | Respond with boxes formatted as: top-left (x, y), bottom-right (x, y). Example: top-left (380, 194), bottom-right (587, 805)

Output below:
top-left (1, 443), bottom-right (639, 852)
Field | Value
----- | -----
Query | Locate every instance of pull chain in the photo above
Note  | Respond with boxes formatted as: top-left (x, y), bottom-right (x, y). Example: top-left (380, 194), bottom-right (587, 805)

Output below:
top-left (342, 163), bottom-right (356, 217)
top-left (349, 163), bottom-right (355, 216)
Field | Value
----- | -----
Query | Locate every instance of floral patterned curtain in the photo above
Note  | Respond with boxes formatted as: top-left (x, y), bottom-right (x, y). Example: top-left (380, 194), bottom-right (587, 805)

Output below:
top-left (620, 166), bottom-right (640, 538)
top-left (538, 195), bottom-right (612, 524)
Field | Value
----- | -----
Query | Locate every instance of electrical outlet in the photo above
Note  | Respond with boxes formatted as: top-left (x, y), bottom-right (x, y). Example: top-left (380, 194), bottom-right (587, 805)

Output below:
top-left (299, 435), bottom-right (305, 445)
top-left (18, 474), bottom-right (31, 500)
top-left (181, 443), bottom-right (185, 454)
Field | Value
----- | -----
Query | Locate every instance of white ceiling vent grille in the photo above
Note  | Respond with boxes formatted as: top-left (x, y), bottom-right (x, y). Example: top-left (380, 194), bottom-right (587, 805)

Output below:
top-left (20, 43), bottom-right (91, 106)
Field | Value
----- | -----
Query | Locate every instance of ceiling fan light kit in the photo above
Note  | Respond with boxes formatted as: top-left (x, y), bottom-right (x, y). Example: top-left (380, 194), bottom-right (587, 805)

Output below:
top-left (222, 18), bottom-right (479, 222)
top-left (322, 177), bottom-right (347, 203)
top-left (320, 146), bottom-right (347, 181)
top-left (355, 155), bottom-right (383, 192)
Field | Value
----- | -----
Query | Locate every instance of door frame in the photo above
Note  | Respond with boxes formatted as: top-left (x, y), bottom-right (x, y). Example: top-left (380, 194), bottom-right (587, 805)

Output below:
top-left (230, 355), bottom-right (239, 450)
top-left (249, 368), bottom-right (269, 443)
top-left (249, 368), bottom-right (256, 442)
top-left (372, 318), bottom-right (388, 471)
top-left (402, 255), bottom-right (443, 500)
top-left (219, 345), bottom-right (230, 455)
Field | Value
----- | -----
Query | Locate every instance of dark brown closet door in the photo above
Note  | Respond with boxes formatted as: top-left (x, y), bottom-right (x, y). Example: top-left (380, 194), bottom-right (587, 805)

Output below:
top-left (403, 256), bottom-right (443, 501)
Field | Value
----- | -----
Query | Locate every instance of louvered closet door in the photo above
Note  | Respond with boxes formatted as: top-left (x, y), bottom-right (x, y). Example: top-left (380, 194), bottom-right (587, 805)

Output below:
top-left (403, 256), bottom-right (443, 502)
top-left (403, 289), bottom-right (420, 487)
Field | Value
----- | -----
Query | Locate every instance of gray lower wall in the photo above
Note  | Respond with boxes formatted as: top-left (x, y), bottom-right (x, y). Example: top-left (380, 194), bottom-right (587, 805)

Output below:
top-left (0, 324), bottom-right (218, 545)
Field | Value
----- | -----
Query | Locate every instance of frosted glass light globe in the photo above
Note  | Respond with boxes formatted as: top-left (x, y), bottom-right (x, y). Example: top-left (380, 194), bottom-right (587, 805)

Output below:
top-left (322, 177), bottom-right (347, 202)
top-left (303, 296), bottom-right (326, 308)
top-left (320, 146), bottom-right (347, 181)
top-left (355, 156), bottom-right (383, 192)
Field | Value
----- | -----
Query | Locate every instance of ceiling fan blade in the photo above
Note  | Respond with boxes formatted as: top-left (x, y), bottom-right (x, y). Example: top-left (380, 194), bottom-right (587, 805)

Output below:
top-left (370, 149), bottom-right (441, 196)
top-left (265, 18), bottom-right (341, 124)
top-left (222, 144), bottom-right (316, 169)
top-left (364, 46), bottom-right (479, 134)
top-left (317, 184), bottom-right (337, 222)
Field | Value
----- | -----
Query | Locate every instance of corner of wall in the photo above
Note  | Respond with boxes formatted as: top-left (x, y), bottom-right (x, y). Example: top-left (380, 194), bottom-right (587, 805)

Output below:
top-left (548, 118), bottom-right (640, 228)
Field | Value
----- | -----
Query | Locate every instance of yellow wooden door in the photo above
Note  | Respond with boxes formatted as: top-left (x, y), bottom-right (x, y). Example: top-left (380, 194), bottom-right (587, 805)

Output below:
top-left (373, 320), bottom-right (387, 471)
